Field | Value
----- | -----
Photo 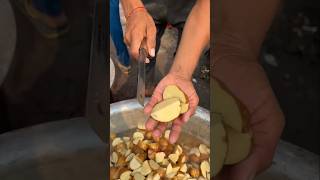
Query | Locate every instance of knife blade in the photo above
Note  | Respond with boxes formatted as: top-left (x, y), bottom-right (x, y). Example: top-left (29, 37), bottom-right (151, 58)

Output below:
top-left (137, 46), bottom-right (147, 106)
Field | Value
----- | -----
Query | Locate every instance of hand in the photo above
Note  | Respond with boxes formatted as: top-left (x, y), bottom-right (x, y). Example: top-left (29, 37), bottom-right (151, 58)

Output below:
top-left (143, 73), bottom-right (199, 144)
top-left (124, 8), bottom-right (156, 62)
top-left (214, 59), bottom-right (285, 180)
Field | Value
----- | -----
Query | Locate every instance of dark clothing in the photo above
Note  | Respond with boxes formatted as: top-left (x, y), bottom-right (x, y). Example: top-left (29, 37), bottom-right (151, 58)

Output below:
top-left (142, 0), bottom-right (196, 25)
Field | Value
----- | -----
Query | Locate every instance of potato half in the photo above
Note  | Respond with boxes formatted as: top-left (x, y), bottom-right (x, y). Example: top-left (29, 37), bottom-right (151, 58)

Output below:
top-left (212, 120), bottom-right (227, 176)
top-left (151, 98), bottom-right (181, 122)
top-left (180, 103), bottom-right (189, 114)
top-left (163, 85), bottom-right (187, 103)
top-left (212, 79), bottom-right (243, 132)
top-left (224, 126), bottom-right (252, 165)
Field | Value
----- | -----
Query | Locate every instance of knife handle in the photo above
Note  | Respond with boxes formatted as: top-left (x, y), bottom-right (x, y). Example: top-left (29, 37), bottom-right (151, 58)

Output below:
top-left (139, 38), bottom-right (148, 56)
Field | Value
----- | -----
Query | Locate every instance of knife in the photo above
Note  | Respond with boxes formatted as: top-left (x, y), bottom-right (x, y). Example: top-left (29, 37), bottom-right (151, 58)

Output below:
top-left (137, 42), bottom-right (147, 107)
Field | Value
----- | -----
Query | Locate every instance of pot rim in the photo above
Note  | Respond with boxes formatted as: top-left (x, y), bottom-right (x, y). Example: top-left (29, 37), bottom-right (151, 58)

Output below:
top-left (110, 98), bottom-right (210, 122)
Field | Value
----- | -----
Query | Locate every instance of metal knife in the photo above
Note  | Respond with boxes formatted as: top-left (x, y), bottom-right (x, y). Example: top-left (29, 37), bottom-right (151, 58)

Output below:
top-left (137, 44), bottom-right (147, 107)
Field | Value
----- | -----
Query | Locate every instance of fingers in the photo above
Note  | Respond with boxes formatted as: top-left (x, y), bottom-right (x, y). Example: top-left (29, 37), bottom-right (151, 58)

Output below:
top-left (146, 23), bottom-right (156, 57)
top-left (153, 122), bottom-right (166, 138)
top-left (181, 93), bottom-right (199, 122)
top-left (144, 92), bottom-right (162, 115)
top-left (144, 82), bottom-right (167, 115)
top-left (129, 31), bottom-right (144, 60)
top-left (169, 118), bottom-right (184, 144)
top-left (145, 118), bottom-right (158, 131)
top-left (226, 150), bottom-right (263, 180)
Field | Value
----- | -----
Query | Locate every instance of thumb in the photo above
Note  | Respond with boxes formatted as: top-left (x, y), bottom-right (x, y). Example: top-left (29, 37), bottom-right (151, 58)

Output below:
top-left (144, 92), bottom-right (162, 115)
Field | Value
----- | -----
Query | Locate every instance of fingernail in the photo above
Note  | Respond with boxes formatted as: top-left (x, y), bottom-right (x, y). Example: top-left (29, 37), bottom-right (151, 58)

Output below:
top-left (145, 58), bottom-right (150, 63)
top-left (150, 48), bottom-right (155, 57)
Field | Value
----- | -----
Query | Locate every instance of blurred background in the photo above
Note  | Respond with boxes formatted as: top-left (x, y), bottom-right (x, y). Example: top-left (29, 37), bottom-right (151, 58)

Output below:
top-left (0, 0), bottom-right (93, 133)
top-left (261, 0), bottom-right (319, 155)
top-left (0, 0), bottom-right (319, 179)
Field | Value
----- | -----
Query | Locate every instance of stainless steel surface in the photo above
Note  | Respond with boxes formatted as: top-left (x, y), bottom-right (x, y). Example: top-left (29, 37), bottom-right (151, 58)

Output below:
top-left (136, 48), bottom-right (147, 106)
top-left (0, 0), bottom-right (16, 85)
top-left (0, 118), bottom-right (106, 180)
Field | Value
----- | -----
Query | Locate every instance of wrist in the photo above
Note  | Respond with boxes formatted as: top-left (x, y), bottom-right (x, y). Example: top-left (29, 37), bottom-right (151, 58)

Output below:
top-left (121, 0), bottom-right (144, 17)
top-left (169, 65), bottom-right (193, 81)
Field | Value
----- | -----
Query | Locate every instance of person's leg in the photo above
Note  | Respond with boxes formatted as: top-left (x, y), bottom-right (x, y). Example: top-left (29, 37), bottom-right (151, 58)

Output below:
top-left (110, 0), bottom-right (131, 72)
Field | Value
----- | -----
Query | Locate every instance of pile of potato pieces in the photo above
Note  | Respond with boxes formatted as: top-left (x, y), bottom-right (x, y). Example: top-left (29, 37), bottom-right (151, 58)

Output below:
top-left (110, 123), bottom-right (211, 180)
top-left (211, 79), bottom-right (253, 176)
top-left (151, 85), bottom-right (189, 122)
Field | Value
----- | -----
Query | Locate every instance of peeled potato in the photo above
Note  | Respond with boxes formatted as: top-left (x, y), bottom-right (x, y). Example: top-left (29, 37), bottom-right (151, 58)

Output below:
top-left (180, 103), bottom-right (189, 114)
top-left (212, 120), bottom-right (227, 176)
top-left (163, 85), bottom-right (187, 103)
top-left (151, 98), bottom-right (181, 122)
top-left (212, 79), bottom-right (243, 132)
top-left (224, 126), bottom-right (252, 165)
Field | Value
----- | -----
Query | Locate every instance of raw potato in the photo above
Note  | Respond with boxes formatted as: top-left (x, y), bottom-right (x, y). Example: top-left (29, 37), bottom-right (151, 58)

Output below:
top-left (212, 79), bottom-right (243, 132)
top-left (200, 161), bottom-right (210, 178)
top-left (163, 85), bottom-right (187, 103)
top-left (212, 120), bottom-right (227, 176)
top-left (110, 127), bottom-right (210, 180)
top-left (151, 98), bottom-right (181, 122)
top-left (133, 173), bottom-right (145, 180)
top-left (224, 126), bottom-right (252, 165)
top-left (155, 152), bottom-right (165, 163)
top-left (180, 103), bottom-right (189, 114)
top-left (120, 170), bottom-right (131, 180)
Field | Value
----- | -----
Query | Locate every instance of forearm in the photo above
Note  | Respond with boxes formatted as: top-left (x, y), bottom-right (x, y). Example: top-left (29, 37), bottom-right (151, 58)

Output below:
top-left (213, 0), bottom-right (281, 109)
top-left (213, 0), bottom-right (281, 66)
top-left (120, 0), bottom-right (145, 17)
top-left (170, 0), bottom-right (210, 80)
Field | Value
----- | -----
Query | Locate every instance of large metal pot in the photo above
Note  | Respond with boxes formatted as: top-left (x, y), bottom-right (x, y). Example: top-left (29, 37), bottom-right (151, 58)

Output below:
top-left (110, 100), bottom-right (319, 180)
top-left (0, 100), bottom-right (318, 180)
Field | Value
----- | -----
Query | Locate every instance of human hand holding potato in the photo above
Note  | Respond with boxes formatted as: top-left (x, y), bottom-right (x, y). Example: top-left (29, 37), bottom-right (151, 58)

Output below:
top-left (213, 59), bottom-right (285, 180)
top-left (144, 73), bottom-right (199, 144)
